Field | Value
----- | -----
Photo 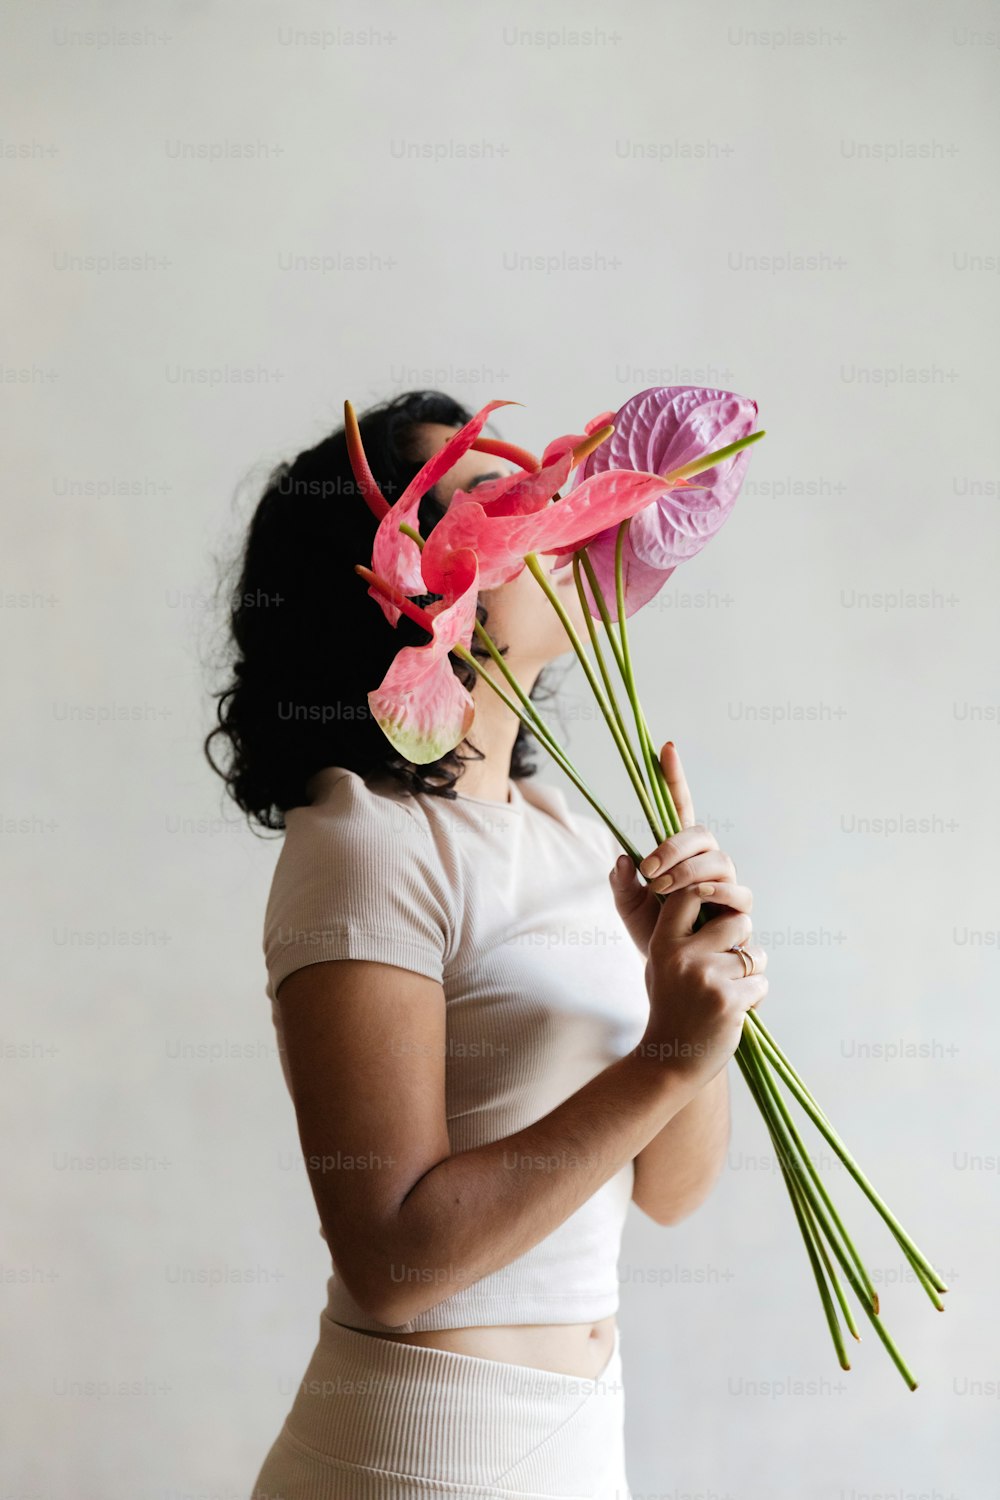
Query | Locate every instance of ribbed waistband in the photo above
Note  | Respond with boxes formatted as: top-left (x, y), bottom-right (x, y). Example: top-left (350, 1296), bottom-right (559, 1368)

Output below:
top-left (279, 1313), bottom-right (628, 1494)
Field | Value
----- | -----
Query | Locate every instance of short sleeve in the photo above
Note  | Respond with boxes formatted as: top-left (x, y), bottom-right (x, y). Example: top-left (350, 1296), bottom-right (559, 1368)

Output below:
top-left (263, 772), bottom-right (454, 999)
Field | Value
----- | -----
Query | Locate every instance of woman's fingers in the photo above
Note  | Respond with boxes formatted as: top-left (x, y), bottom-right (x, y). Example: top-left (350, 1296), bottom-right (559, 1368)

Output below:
top-left (689, 907), bottom-right (754, 954)
top-left (652, 892), bottom-right (753, 951)
top-left (611, 861), bottom-right (754, 960)
top-left (725, 942), bottom-right (768, 976)
top-left (643, 850), bottom-right (741, 899)
top-left (696, 882), bottom-right (753, 916)
top-left (609, 855), bottom-right (660, 954)
top-left (739, 974), bottom-right (769, 1011)
top-left (639, 824), bottom-right (736, 888)
top-left (659, 741), bottom-right (696, 829)
top-left (639, 824), bottom-right (718, 877)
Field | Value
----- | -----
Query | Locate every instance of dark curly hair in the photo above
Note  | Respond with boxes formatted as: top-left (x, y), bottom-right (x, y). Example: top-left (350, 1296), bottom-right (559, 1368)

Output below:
top-left (204, 390), bottom-right (549, 832)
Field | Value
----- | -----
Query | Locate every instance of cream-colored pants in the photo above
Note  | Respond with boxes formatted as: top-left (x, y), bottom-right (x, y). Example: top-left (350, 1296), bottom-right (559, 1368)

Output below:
top-left (250, 1314), bottom-right (631, 1498)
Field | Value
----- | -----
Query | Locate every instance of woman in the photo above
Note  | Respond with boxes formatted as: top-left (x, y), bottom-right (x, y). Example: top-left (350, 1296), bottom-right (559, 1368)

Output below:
top-left (206, 390), bottom-right (767, 1499)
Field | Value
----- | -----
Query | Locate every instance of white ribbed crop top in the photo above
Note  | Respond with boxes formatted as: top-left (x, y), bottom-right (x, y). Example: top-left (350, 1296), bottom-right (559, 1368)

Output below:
top-left (262, 763), bottom-right (650, 1332)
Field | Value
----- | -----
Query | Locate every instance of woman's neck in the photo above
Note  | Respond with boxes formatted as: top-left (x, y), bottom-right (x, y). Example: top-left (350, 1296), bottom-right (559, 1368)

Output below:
top-left (453, 656), bottom-right (541, 803)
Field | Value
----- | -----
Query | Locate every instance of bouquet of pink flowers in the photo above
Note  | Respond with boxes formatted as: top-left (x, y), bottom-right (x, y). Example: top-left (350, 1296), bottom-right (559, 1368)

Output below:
top-left (345, 384), bottom-right (947, 1389)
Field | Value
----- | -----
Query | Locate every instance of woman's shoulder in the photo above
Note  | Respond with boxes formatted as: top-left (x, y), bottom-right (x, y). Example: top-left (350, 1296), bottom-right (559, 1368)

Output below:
top-left (264, 765), bottom-right (457, 995)
top-left (281, 764), bottom-right (438, 849)
top-left (269, 764), bottom-right (456, 911)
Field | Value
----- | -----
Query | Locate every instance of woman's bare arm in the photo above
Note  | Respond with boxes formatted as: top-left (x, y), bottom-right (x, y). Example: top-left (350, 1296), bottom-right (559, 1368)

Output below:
top-left (631, 1068), bottom-right (731, 1225)
top-left (276, 956), bottom-right (700, 1327)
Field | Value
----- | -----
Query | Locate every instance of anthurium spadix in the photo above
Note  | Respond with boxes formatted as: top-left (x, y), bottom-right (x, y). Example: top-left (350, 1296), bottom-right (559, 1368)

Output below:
top-left (466, 408), bottom-right (615, 479)
top-left (468, 435), bottom-right (540, 474)
top-left (553, 386), bottom-right (762, 619)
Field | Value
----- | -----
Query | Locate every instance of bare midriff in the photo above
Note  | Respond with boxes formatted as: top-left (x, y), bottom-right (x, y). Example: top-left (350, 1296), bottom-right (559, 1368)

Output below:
top-left (338, 1313), bottom-right (616, 1378)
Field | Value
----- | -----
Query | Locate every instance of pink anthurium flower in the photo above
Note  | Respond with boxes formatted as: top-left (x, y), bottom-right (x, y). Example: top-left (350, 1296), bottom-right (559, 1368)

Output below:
top-left (350, 416), bottom-right (674, 762)
top-left (349, 398), bottom-right (679, 764)
top-left (358, 398), bottom-right (516, 626)
top-left (421, 464), bottom-right (677, 599)
top-left (349, 399), bottom-right (616, 624)
top-left (552, 386), bottom-right (759, 619)
top-left (355, 552), bottom-right (481, 764)
top-left (446, 427), bottom-right (596, 524)
top-left (357, 457), bottom-right (674, 764)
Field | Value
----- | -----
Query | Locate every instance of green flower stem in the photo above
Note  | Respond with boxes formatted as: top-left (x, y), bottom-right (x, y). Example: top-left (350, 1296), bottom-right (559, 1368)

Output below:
top-left (451, 642), bottom-right (642, 864)
top-left (745, 1021), bottom-right (947, 1296)
top-left (577, 529), bottom-right (680, 837)
top-left (577, 547), bottom-right (628, 679)
top-left (735, 1046), bottom-right (853, 1369)
top-left (744, 1008), bottom-right (831, 1124)
top-left (795, 1175), bottom-right (863, 1344)
top-left (639, 699), bottom-right (682, 836)
top-left (498, 471), bottom-right (939, 1381)
top-left (576, 547), bottom-right (675, 841)
top-left (612, 526), bottom-right (666, 810)
top-left (612, 524), bottom-right (686, 838)
top-left (570, 554), bottom-right (665, 844)
top-left (524, 553), bottom-right (663, 843)
top-left (741, 1023), bottom-right (878, 1316)
top-left (579, 525), bottom-right (937, 1338)
top-left (738, 1036), bottom-right (919, 1390)
top-left (633, 690), bottom-right (680, 838)
top-left (570, 553), bottom-right (650, 793)
top-left (580, 531), bottom-right (682, 842)
top-left (907, 1256), bottom-right (947, 1313)
top-left (737, 1037), bottom-right (864, 1333)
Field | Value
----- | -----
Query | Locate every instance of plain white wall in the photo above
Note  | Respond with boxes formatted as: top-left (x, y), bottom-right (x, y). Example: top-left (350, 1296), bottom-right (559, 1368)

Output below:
top-left (4, 0), bottom-right (998, 1494)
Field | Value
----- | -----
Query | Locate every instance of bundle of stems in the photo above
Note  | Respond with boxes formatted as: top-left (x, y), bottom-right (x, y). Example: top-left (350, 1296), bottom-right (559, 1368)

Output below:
top-left (449, 517), bottom-right (947, 1390)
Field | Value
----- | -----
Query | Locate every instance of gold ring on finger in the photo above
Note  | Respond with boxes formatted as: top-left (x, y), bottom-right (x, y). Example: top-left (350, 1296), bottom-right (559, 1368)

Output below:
top-left (730, 944), bottom-right (753, 978)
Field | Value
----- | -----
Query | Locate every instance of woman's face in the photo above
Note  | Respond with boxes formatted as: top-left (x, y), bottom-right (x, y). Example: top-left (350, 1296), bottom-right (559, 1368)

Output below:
top-left (410, 421), bottom-right (591, 677)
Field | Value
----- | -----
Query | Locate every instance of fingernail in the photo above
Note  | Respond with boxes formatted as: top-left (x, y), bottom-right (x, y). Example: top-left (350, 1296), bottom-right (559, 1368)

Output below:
top-left (613, 855), bottom-right (631, 881)
top-left (697, 884), bottom-right (716, 897)
top-left (639, 854), bottom-right (662, 877)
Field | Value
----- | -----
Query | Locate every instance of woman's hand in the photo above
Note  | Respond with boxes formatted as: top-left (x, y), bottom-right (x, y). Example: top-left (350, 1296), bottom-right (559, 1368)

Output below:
top-left (609, 741), bottom-right (754, 956)
top-left (640, 884), bottom-right (768, 1093)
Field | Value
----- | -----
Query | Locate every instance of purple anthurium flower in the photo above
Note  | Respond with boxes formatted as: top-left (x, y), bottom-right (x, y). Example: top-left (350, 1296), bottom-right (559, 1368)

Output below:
top-left (551, 386), bottom-right (759, 619)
